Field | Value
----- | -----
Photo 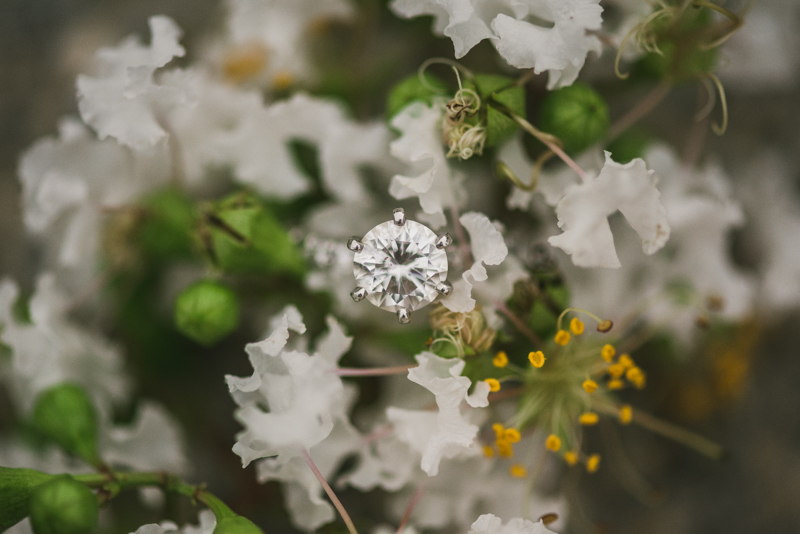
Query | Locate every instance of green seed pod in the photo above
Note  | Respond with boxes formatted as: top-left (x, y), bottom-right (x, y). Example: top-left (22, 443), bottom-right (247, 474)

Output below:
top-left (213, 516), bottom-right (265, 534)
top-left (538, 83), bottom-right (610, 155)
top-left (28, 475), bottom-right (98, 534)
top-left (0, 467), bottom-right (55, 531)
top-left (174, 280), bottom-right (240, 346)
top-left (201, 193), bottom-right (305, 277)
top-left (32, 384), bottom-right (100, 466)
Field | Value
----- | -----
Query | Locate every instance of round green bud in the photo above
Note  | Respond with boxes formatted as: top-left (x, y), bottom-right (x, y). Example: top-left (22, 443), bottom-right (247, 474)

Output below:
top-left (174, 280), bottom-right (240, 346)
top-left (29, 475), bottom-right (98, 534)
top-left (538, 83), bottom-right (610, 155)
top-left (213, 516), bottom-right (264, 534)
top-left (32, 384), bottom-right (100, 465)
top-left (0, 467), bottom-right (55, 530)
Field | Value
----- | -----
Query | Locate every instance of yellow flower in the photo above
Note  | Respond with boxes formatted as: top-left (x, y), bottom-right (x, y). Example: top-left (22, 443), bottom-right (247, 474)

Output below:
top-left (545, 434), bottom-right (562, 452)
top-left (554, 330), bottom-right (571, 346)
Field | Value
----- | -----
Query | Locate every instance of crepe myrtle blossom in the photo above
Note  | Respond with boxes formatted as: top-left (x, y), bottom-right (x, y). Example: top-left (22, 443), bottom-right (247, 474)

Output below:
top-left (128, 510), bottom-right (216, 534)
top-left (469, 514), bottom-right (556, 534)
top-left (386, 454), bottom-right (566, 530)
top-left (389, 101), bottom-right (464, 229)
top-left (549, 151), bottom-right (670, 269)
top-left (221, 92), bottom-right (389, 201)
top-left (386, 352), bottom-right (490, 476)
top-left (226, 306), bottom-right (354, 465)
top-left (77, 16), bottom-right (191, 150)
top-left (0, 275), bottom-right (129, 414)
top-left (390, 0), bottom-right (603, 89)
top-left (18, 118), bottom-right (170, 289)
top-left (441, 212), bottom-right (510, 313)
top-left (220, 0), bottom-right (355, 88)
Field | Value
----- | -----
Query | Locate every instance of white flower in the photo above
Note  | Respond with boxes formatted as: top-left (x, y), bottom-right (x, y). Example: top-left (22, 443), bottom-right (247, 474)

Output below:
top-left (387, 455), bottom-right (566, 530)
top-left (389, 101), bottom-right (463, 228)
top-left (101, 402), bottom-right (189, 475)
top-left (737, 152), bottom-right (800, 313)
top-left (220, 93), bottom-right (389, 201)
top-left (0, 275), bottom-right (129, 414)
top-left (18, 118), bottom-right (169, 286)
top-left (128, 510), bottom-right (216, 534)
top-left (76, 16), bottom-right (190, 150)
top-left (469, 514), bottom-right (556, 534)
top-left (647, 146), bottom-right (754, 322)
top-left (226, 307), bottom-right (353, 466)
top-left (390, 0), bottom-right (603, 89)
top-left (441, 212), bottom-right (509, 313)
top-left (256, 407), bottom-right (362, 531)
top-left (387, 352), bottom-right (489, 476)
top-left (548, 151), bottom-right (670, 268)
top-left (223, 0), bottom-right (354, 87)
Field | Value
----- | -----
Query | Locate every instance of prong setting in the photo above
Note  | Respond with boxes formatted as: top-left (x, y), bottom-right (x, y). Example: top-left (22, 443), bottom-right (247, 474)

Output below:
top-left (435, 233), bottom-right (453, 249)
top-left (347, 237), bottom-right (364, 253)
top-left (351, 287), bottom-right (368, 302)
top-left (435, 281), bottom-right (452, 296)
top-left (397, 308), bottom-right (410, 324)
top-left (393, 208), bottom-right (406, 226)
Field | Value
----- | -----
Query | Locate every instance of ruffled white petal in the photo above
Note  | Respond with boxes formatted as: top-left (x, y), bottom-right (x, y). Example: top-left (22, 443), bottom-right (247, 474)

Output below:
top-left (76, 16), bottom-right (190, 149)
top-left (549, 151), bottom-right (670, 268)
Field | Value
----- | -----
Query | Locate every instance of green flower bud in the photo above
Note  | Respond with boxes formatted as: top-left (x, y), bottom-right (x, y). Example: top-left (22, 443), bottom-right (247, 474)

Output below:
top-left (538, 83), bottom-right (610, 154)
top-left (606, 128), bottom-right (651, 164)
top-left (0, 467), bottom-right (55, 530)
top-left (29, 475), bottom-right (98, 534)
top-left (32, 384), bottom-right (100, 466)
top-left (174, 280), bottom-right (240, 346)
top-left (213, 516), bottom-right (264, 534)
top-left (387, 72), bottom-right (447, 119)
top-left (202, 193), bottom-right (305, 276)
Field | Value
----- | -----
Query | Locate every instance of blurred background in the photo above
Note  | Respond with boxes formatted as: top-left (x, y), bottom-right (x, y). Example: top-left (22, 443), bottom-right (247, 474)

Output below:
top-left (2, 1), bottom-right (800, 533)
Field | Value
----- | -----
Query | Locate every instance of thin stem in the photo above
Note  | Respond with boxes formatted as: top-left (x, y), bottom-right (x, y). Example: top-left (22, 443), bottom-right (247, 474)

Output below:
top-left (506, 112), bottom-right (589, 184)
top-left (302, 448), bottom-right (359, 534)
top-left (73, 471), bottom-right (238, 520)
top-left (488, 386), bottom-right (524, 403)
top-left (607, 82), bottom-right (672, 142)
top-left (335, 364), bottom-right (417, 377)
top-left (595, 405), bottom-right (725, 461)
top-left (495, 302), bottom-right (543, 347)
top-left (396, 486), bottom-right (425, 534)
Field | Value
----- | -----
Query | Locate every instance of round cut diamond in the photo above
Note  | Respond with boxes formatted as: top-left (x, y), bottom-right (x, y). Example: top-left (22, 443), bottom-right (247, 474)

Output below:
top-left (354, 220), bottom-right (448, 312)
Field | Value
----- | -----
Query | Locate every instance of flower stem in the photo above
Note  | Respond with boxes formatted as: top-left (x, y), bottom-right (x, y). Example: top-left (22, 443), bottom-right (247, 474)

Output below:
top-left (607, 82), bottom-right (672, 142)
top-left (73, 471), bottom-right (238, 520)
top-left (396, 486), bottom-right (425, 534)
top-left (495, 302), bottom-right (543, 347)
top-left (336, 364), bottom-right (417, 377)
top-left (302, 448), bottom-right (359, 534)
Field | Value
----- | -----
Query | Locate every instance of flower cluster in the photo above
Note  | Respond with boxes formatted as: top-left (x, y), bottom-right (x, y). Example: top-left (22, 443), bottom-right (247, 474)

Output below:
top-left (0, 0), bottom-right (797, 533)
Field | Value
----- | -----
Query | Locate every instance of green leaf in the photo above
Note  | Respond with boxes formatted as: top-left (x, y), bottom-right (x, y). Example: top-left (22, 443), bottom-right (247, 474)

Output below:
top-left (174, 280), bottom-right (240, 346)
top-left (387, 72), bottom-right (447, 119)
top-left (474, 74), bottom-right (525, 147)
top-left (539, 83), bottom-right (609, 154)
top-left (0, 467), bottom-right (55, 531)
top-left (213, 516), bottom-right (265, 534)
top-left (29, 475), bottom-right (98, 534)
top-left (32, 384), bottom-right (100, 466)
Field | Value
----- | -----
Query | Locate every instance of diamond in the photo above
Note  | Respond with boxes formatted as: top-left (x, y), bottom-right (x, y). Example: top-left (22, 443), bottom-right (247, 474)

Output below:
top-left (353, 219), bottom-right (448, 312)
